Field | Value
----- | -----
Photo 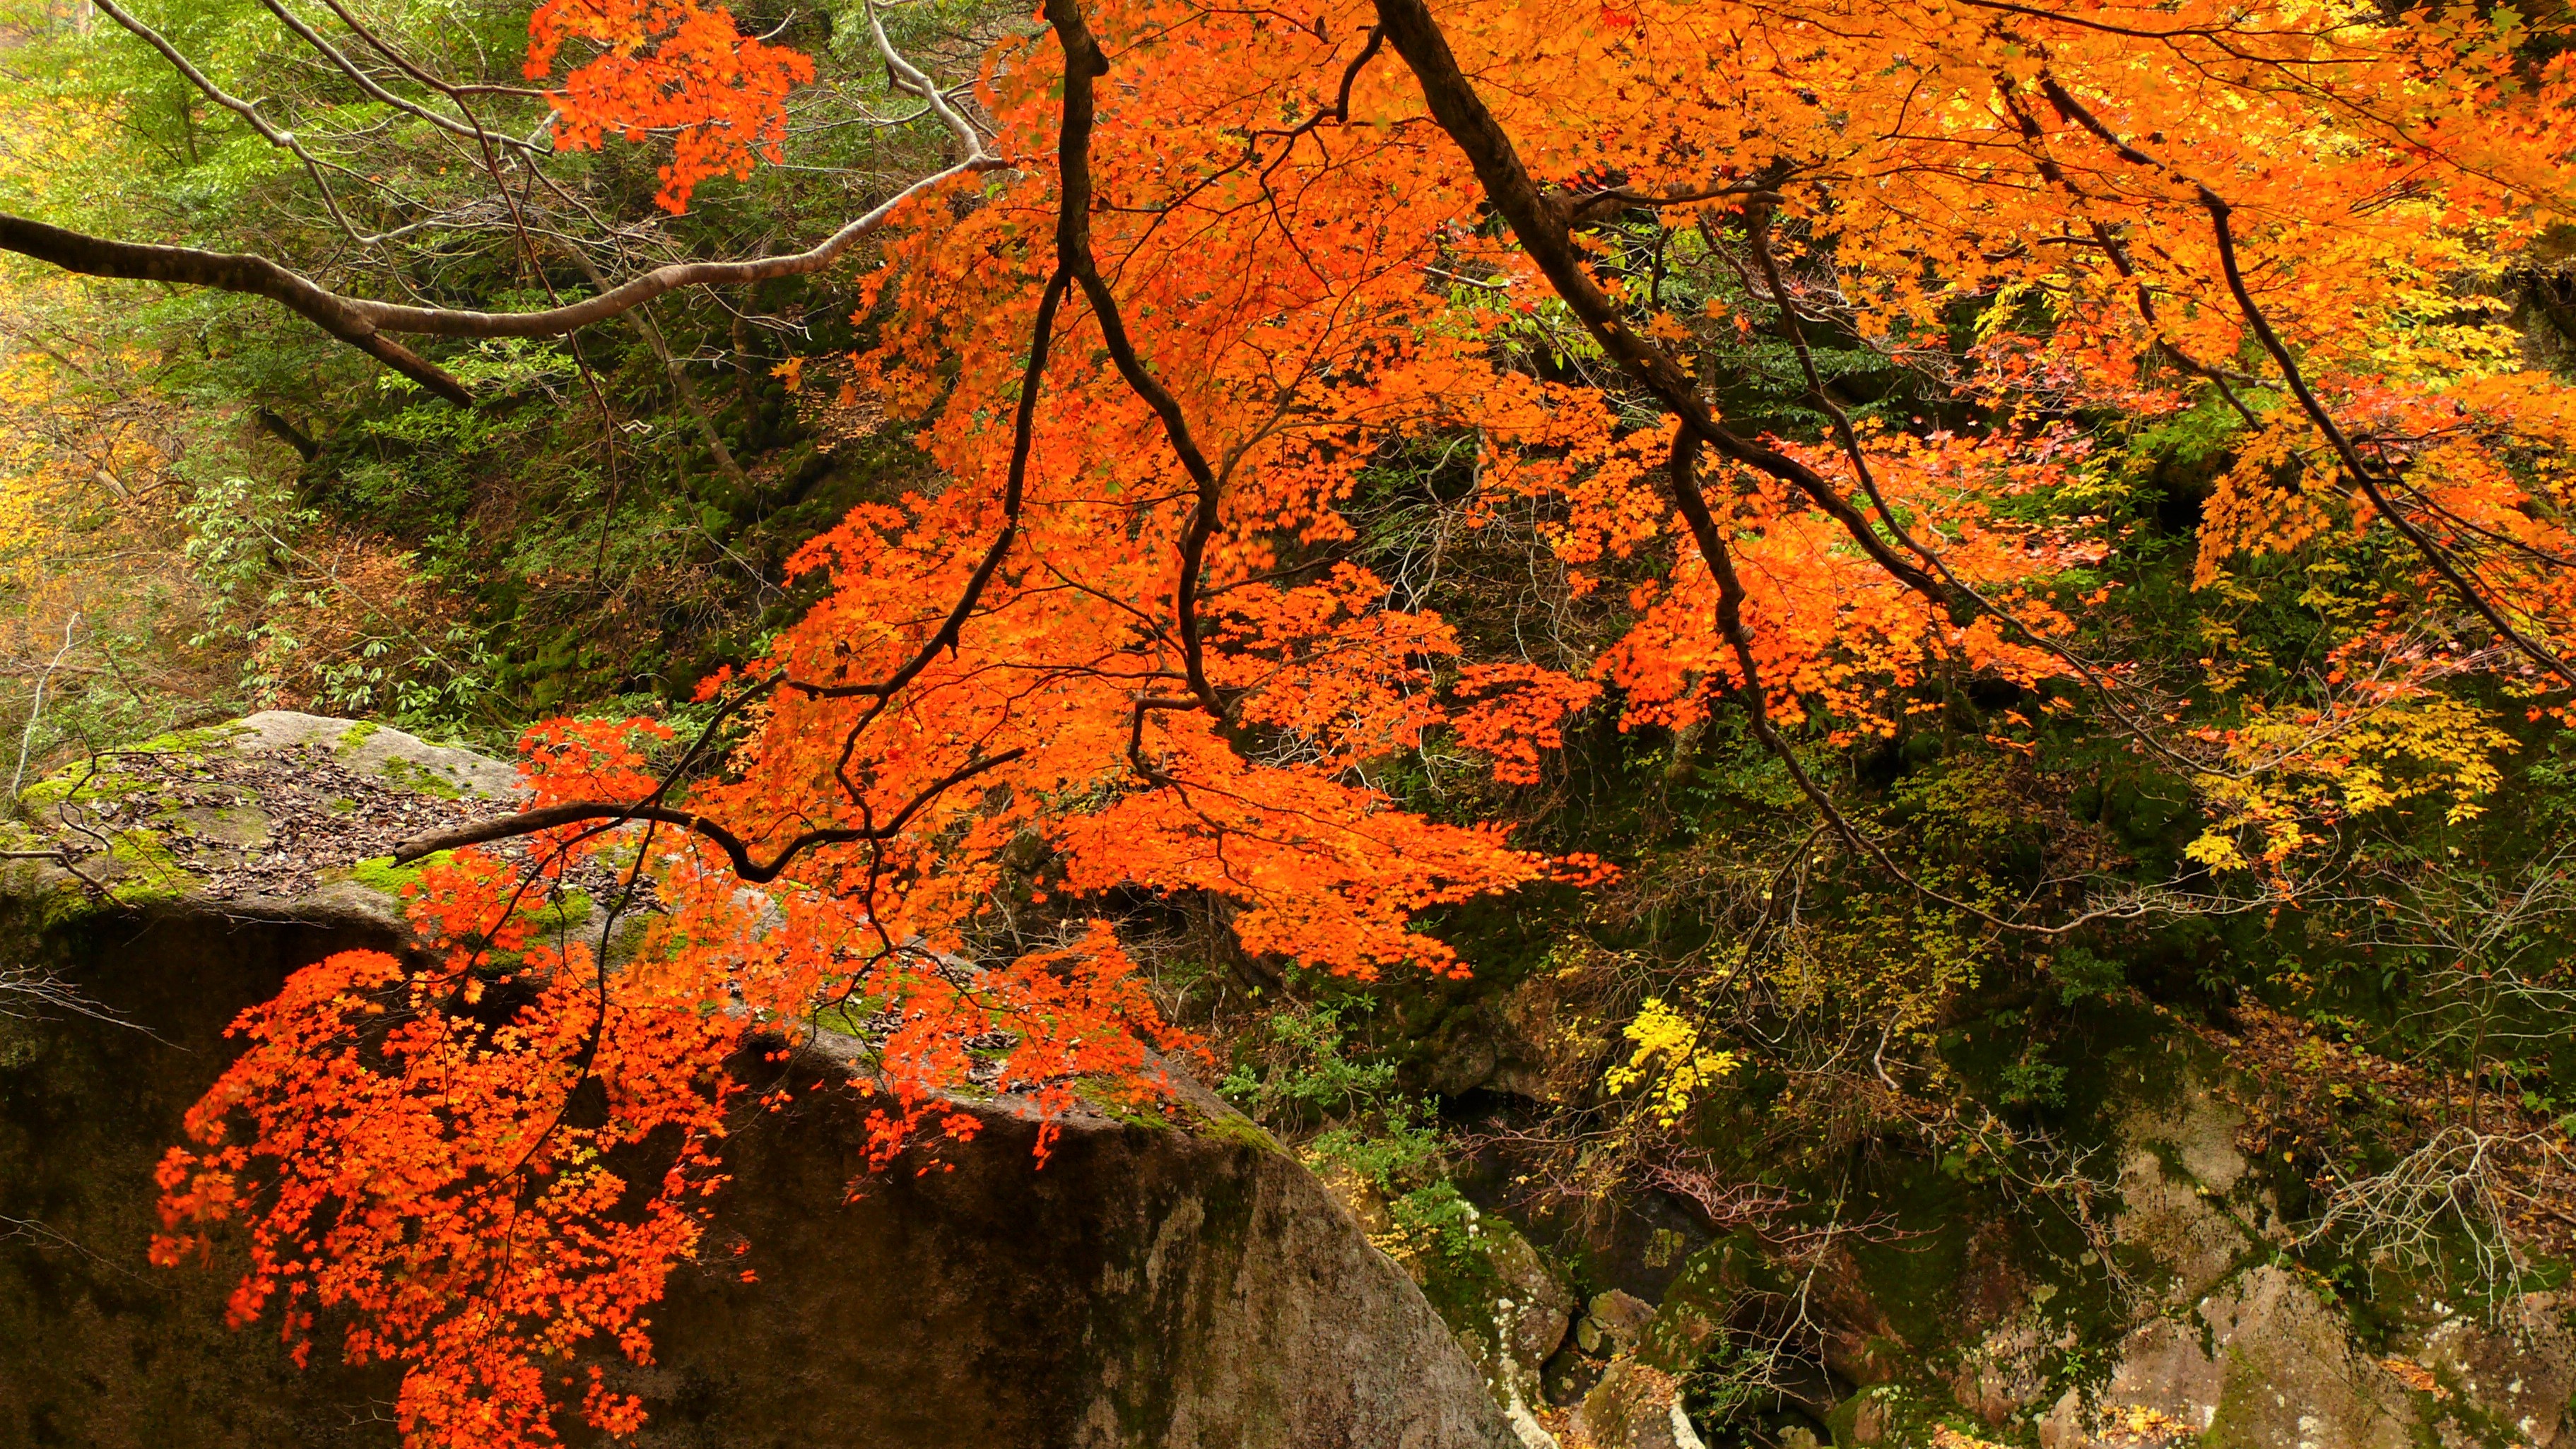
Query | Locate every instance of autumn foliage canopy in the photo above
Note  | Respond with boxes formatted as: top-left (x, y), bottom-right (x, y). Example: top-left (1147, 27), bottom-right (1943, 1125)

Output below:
top-left (139, 0), bottom-right (2576, 1439)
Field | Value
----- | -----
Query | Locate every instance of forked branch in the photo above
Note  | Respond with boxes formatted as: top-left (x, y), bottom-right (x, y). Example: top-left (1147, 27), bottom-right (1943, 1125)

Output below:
top-left (1372, 0), bottom-right (2273, 933)
top-left (1045, 0), bottom-right (1230, 720)
top-left (389, 748), bottom-right (1027, 882)
top-left (1366, 0), bottom-right (1951, 611)
top-left (2032, 73), bottom-right (2576, 691)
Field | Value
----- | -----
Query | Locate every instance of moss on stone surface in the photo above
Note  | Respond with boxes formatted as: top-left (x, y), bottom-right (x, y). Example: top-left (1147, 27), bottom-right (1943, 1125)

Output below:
top-left (99, 829), bottom-right (199, 904)
top-left (541, 887), bottom-right (592, 930)
top-left (1165, 1092), bottom-right (1286, 1155)
top-left (1415, 1224), bottom-right (1509, 1344)
top-left (375, 755), bottom-right (466, 799)
top-left (334, 851), bottom-right (442, 898)
top-left (19, 762), bottom-right (155, 815)
top-left (30, 877), bottom-right (119, 934)
top-left (1846, 1158), bottom-right (1980, 1352)
top-left (117, 723), bottom-right (246, 758)
top-left (1638, 1235), bottom-right (1765, 1373)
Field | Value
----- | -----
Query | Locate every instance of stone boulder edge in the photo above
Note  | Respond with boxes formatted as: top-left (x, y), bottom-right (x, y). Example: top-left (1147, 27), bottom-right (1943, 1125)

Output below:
top-left (229, 711), bottom-right (523, 800)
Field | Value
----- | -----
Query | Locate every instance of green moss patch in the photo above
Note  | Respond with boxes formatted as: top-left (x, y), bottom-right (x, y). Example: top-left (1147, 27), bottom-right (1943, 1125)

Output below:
top-left (376, 756), bottom-right (466, 799)
top-left (334, 851), bottom-right (446, 897)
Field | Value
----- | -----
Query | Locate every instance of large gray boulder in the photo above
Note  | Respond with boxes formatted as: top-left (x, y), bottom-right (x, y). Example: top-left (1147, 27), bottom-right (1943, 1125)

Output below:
top-left (0, 716), bottom-right (1515, 1448)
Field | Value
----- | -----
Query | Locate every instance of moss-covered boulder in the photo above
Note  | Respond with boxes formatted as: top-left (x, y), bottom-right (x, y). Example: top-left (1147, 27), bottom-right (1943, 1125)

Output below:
top-left (1, 710), bottom-right (523, 931)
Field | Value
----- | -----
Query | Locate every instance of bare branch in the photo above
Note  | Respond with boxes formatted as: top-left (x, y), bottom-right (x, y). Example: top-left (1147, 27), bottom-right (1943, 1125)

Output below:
top-left (1045, 0), bottom-right (1241, 721)
top-left (0, 155), bottom-right (1004, 403)
top-left (90, 0), bottom-right (379, 241)
top-left (866, 0), bottom-right (987, 159)
top-left (256, 0), bottom-right (543, 153)
top-left (0, 211), bottom-right (468, 403)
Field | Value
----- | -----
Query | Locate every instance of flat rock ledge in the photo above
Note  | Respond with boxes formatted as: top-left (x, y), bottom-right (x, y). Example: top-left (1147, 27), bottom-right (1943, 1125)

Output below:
top-left (0, 714), bottom-right (1515, 1449)
top-left (1, 710), bottom-right (524, 931)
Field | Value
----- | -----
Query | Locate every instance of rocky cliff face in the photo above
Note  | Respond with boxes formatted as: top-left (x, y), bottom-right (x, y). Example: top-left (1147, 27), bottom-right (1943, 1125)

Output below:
top-left (0, 715), bottom-right (1515, 1449)
top-left (2021, 1072), bottom-right (2576, 1449)
top-left (1399, 981), bottom-right (2576, 1449)
top-left (1791, 1059), bottom-right (2576, 1449)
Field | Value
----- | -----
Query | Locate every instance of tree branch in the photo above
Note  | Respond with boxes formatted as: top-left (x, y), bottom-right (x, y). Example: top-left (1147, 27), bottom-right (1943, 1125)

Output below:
top-left (93, 0), bottom-right (376, 242)
top-left (257, 0), bottom-right (542, 153)
top-left (1667, 428), bottom-right (2245, 937)
top-left (2032, 73), bottom-right (2576, 691)
top-left (0, 213), bottom-right (474, 403)
top-left (1045, 0), bottom-right (1229, 720)
top-left (389, 747), bottom-right (1027, 883)
top-left (1365, 0), bottom-right (1953, 611)
top-left (0, 155), bottom-right (1004, 404)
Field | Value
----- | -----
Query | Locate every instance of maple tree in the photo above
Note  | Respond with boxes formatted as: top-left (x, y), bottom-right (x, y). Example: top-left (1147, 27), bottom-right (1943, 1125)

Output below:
top-left (7, 0), bottom-right (2576, 1439)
